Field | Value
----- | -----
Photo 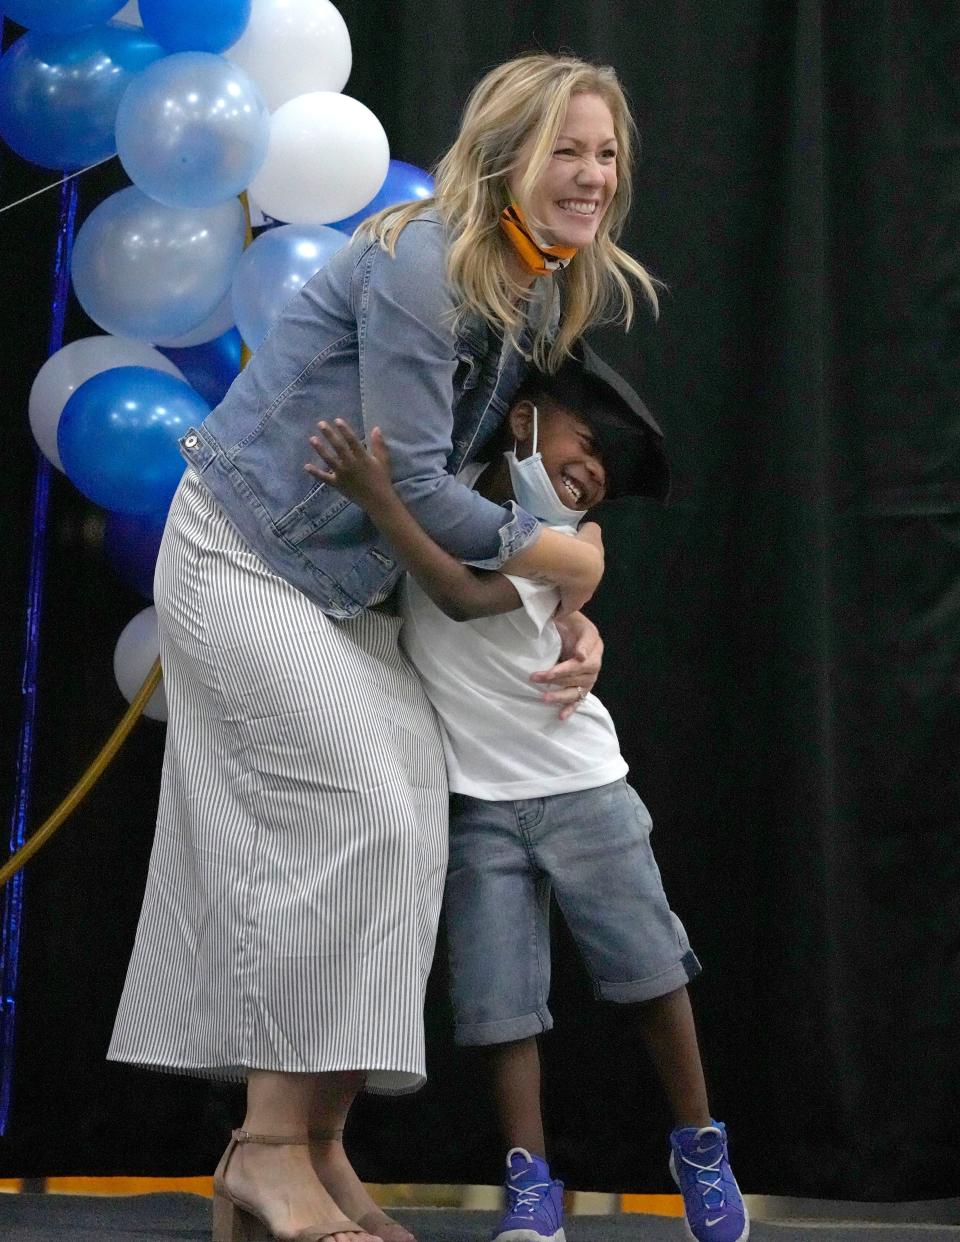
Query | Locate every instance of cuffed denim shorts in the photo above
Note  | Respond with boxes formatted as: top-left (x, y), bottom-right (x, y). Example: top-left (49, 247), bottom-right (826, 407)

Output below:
top-left (444, 778), bottom-right (702, 1046)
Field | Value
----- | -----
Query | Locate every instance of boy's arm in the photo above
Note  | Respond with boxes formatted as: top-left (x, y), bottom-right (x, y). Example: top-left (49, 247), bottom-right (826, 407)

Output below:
top-left (306, 420), bottom-right (523, 621)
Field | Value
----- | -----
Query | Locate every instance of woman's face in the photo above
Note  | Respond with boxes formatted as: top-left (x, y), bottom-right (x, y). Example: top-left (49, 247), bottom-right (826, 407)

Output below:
top-left (509, 92), bottom-right (619, 249)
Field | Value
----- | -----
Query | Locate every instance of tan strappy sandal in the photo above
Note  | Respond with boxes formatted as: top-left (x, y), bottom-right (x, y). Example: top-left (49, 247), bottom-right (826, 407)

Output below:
top-left (310, 1129), bottom-right (416, 1242)
top-left (212, 1129), bottom-right (367, 1242)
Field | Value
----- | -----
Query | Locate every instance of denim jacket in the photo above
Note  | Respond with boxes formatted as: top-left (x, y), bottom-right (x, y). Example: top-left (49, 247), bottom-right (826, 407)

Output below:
top-left (180, 212), bottom-right (555, 617)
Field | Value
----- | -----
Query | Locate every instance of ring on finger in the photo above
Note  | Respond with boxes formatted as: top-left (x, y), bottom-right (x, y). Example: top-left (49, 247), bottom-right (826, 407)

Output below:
top-left (576, 685), bottom-right (587, 701)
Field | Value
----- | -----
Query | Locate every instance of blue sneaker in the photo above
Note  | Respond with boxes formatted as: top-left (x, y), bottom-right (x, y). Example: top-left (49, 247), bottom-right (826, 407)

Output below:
top-left (669, 1122), bottom-right (749, 1242)
top-left (491, 1147), bottom-right (566, 1242)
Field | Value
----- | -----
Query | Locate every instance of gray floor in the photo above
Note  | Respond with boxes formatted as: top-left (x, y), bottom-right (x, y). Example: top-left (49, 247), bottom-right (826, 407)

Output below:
top-left (0, 1192), bottom-right (958, 1241)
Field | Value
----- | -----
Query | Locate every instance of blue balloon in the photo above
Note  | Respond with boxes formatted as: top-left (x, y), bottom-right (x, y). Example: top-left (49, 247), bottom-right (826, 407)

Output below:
top-left (59, 367), bottom-right (209, 515)
top-left (115, 51), bottom-right (269, 208)
top-left (71, 187), bottom-right (247, 340)
top-left (4, 0), bottom-right (126, 33)
top-left (0, 24), bottom-right (164, 170)
top-left (158, 328), bottom-right (242, 410)
top-left (329, 160), bottom-right (435, 235)
top-left (231, 224), bottom-right (348, 351)
top-left (102, 507), bottom-right (169, 598)
top-left (139, 0), bottom-right (251, 53)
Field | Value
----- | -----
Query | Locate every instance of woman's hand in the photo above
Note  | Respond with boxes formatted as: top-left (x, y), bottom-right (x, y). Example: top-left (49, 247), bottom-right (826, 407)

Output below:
top-left (306, 420), bottom-right (395, 515)
top-left (531, 610), bottom-right (604, 721)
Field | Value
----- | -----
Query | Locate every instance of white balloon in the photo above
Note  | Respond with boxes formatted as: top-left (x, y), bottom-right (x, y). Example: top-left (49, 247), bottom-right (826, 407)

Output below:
top-left (29, 336), bottom-right (185, 471)
top-left (114, 1), bottom-right (142, 25)
top-left (113, 606), bottom-right (167, 722)
top-left (150, 290), bottom-right (236, 347)
top-left (225, 0), bottom-right (351, 112)
top-left (248, 92), bottom-right (389, 226)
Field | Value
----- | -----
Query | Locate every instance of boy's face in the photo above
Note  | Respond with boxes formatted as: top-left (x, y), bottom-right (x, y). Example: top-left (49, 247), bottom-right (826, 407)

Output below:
top-left (509, 400), bottom-right (607, 509)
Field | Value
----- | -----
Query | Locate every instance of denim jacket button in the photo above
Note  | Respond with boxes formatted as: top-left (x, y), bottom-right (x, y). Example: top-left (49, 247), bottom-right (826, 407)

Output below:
top-left (183, 434), bottom-right (199, 449)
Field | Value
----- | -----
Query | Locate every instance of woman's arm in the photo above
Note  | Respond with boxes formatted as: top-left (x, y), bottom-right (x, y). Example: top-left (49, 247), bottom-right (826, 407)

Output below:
top-left (307, 421), bottom-right (527, 621)
top-left (353, 226), bottom-right (603, 608)
top-left (500, 523), bottom-right (603, 617)
top-left (353, 227), bottom-right (539, 565)
top-left (308, 422), bottom-right (606, 711)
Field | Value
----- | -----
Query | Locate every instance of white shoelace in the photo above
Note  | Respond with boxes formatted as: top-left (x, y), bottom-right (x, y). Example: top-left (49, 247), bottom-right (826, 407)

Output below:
top-left (509, 1180), bottom-right (551, 1214)
top-left (681, 1150), bottom-right (726, 1207)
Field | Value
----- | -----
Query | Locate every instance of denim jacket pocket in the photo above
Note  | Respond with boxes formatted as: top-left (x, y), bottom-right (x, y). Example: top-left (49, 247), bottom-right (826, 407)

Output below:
top-left (274, 484), bottom-right (354, 546)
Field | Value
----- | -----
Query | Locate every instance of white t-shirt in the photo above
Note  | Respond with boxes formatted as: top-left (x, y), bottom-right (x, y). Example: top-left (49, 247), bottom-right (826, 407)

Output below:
top-left (399, 463), bottom-right (628, 801)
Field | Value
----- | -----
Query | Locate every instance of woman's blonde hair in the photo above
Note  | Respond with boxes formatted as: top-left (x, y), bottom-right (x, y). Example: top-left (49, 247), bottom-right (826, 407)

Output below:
top-left (363, 52), bottom-right (659, 371)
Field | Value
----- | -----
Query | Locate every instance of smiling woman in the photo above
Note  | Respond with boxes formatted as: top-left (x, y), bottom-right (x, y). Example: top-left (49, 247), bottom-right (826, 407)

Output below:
top-left (369, 52), bottom-right (659, 372)
top-left (107, 51), bottom-right (657, 1242)
top-left (510, 92), bottom-right (620, 250)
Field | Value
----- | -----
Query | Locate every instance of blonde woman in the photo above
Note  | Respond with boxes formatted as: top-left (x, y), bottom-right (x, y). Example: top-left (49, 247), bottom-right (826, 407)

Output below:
top-left (109, 52), bottom-right (656, 1242)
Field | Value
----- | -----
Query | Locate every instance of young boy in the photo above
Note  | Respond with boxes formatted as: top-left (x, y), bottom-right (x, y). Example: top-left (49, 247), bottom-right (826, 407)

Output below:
top-left (305, 347), bottom-right (748, 1242)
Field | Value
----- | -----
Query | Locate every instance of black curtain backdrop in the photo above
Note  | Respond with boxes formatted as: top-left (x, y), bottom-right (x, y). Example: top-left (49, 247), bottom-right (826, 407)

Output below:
top-left (1, 1), bottom-right (958, 1200)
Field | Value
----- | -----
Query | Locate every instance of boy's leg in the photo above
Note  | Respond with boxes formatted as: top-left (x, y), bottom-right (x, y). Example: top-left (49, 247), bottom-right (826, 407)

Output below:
top-left (635, 984), bottom-right (710, 1128)
top-left (485, 1034), bottom-right (565, 1242)
top-left (444, 794), bottom-right (554, 1050)
top-left (636, 988), bottom-right (748, 1238)
top-left (535, 781), bottom-right (748, 1242)
top-left (486, 1035), bottom-right (546, 1156)
top-left (444, 794), bottom-right (565, 1242)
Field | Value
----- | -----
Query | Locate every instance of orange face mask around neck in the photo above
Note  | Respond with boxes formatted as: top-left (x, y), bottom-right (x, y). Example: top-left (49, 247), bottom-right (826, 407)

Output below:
top-left (499, 202), bottom-right (578, 277)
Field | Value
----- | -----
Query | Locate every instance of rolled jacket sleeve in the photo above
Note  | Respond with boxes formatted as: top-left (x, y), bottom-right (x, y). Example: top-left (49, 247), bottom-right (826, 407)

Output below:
top-left (353, 223), bottom-right (539, 566)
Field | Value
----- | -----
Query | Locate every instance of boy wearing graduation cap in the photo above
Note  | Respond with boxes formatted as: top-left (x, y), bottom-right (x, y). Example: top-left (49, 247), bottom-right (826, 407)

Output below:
top-left (306, 348), bottom-right (748, 1242)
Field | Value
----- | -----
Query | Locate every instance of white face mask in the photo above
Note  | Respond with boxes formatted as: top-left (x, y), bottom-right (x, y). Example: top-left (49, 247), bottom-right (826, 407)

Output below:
top-left (504, 404), bottom-right (588, 528)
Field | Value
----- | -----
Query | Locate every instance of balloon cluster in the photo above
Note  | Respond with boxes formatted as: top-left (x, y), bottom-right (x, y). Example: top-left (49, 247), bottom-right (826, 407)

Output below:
top-left (2, 0), bottom-right (434, 715)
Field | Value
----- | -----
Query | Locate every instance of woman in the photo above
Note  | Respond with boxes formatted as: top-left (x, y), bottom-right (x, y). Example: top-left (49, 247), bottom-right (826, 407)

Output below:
top-left (109, 51), bottom-right (658, 1242)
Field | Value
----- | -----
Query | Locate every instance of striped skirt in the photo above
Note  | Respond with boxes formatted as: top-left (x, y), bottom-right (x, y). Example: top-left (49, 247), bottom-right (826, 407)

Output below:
top-left (108, 470), bottom-right (448, 1094)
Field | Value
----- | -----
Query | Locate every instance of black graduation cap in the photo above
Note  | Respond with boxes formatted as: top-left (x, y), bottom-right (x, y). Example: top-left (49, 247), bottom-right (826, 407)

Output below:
top-left (562, 341), bottom-right (671, 502)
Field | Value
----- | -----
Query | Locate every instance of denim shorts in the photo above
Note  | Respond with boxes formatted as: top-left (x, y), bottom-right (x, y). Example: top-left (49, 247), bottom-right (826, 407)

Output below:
top-left (444, 778), bottom-right (702, 1046)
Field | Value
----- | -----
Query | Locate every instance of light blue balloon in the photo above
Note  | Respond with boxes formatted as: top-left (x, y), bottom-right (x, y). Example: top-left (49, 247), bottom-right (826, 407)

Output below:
top-left (116, 52), bottom-right (269, 208)
top-left (231, 224), bottom-right (348, 351)
top-left (59, 367), bottom-right (209, 515)
top-left (139, 0), bottom-right (251, 53)
top-left (71, 187), bottom-right (247, 341)
top-left (330, 160), bottom-right (435, 235)
top-left (0, 24), bottom-right (164, 171)
top-left (4, 0), bottom-right (126, 34)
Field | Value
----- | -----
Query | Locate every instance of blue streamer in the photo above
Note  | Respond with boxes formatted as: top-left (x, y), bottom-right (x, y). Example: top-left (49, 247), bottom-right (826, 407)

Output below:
top-left (0, 176), bottom-right (79, 1134)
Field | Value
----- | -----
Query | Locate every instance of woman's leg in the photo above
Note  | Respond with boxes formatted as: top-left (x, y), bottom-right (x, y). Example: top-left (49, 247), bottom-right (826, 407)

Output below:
top-left (308, 1074), bottom-right (416, 1242)
top-left (635, 985), bottom-right (711, 1127)
top-left (220, 1069), bottom-right (380, 1242)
